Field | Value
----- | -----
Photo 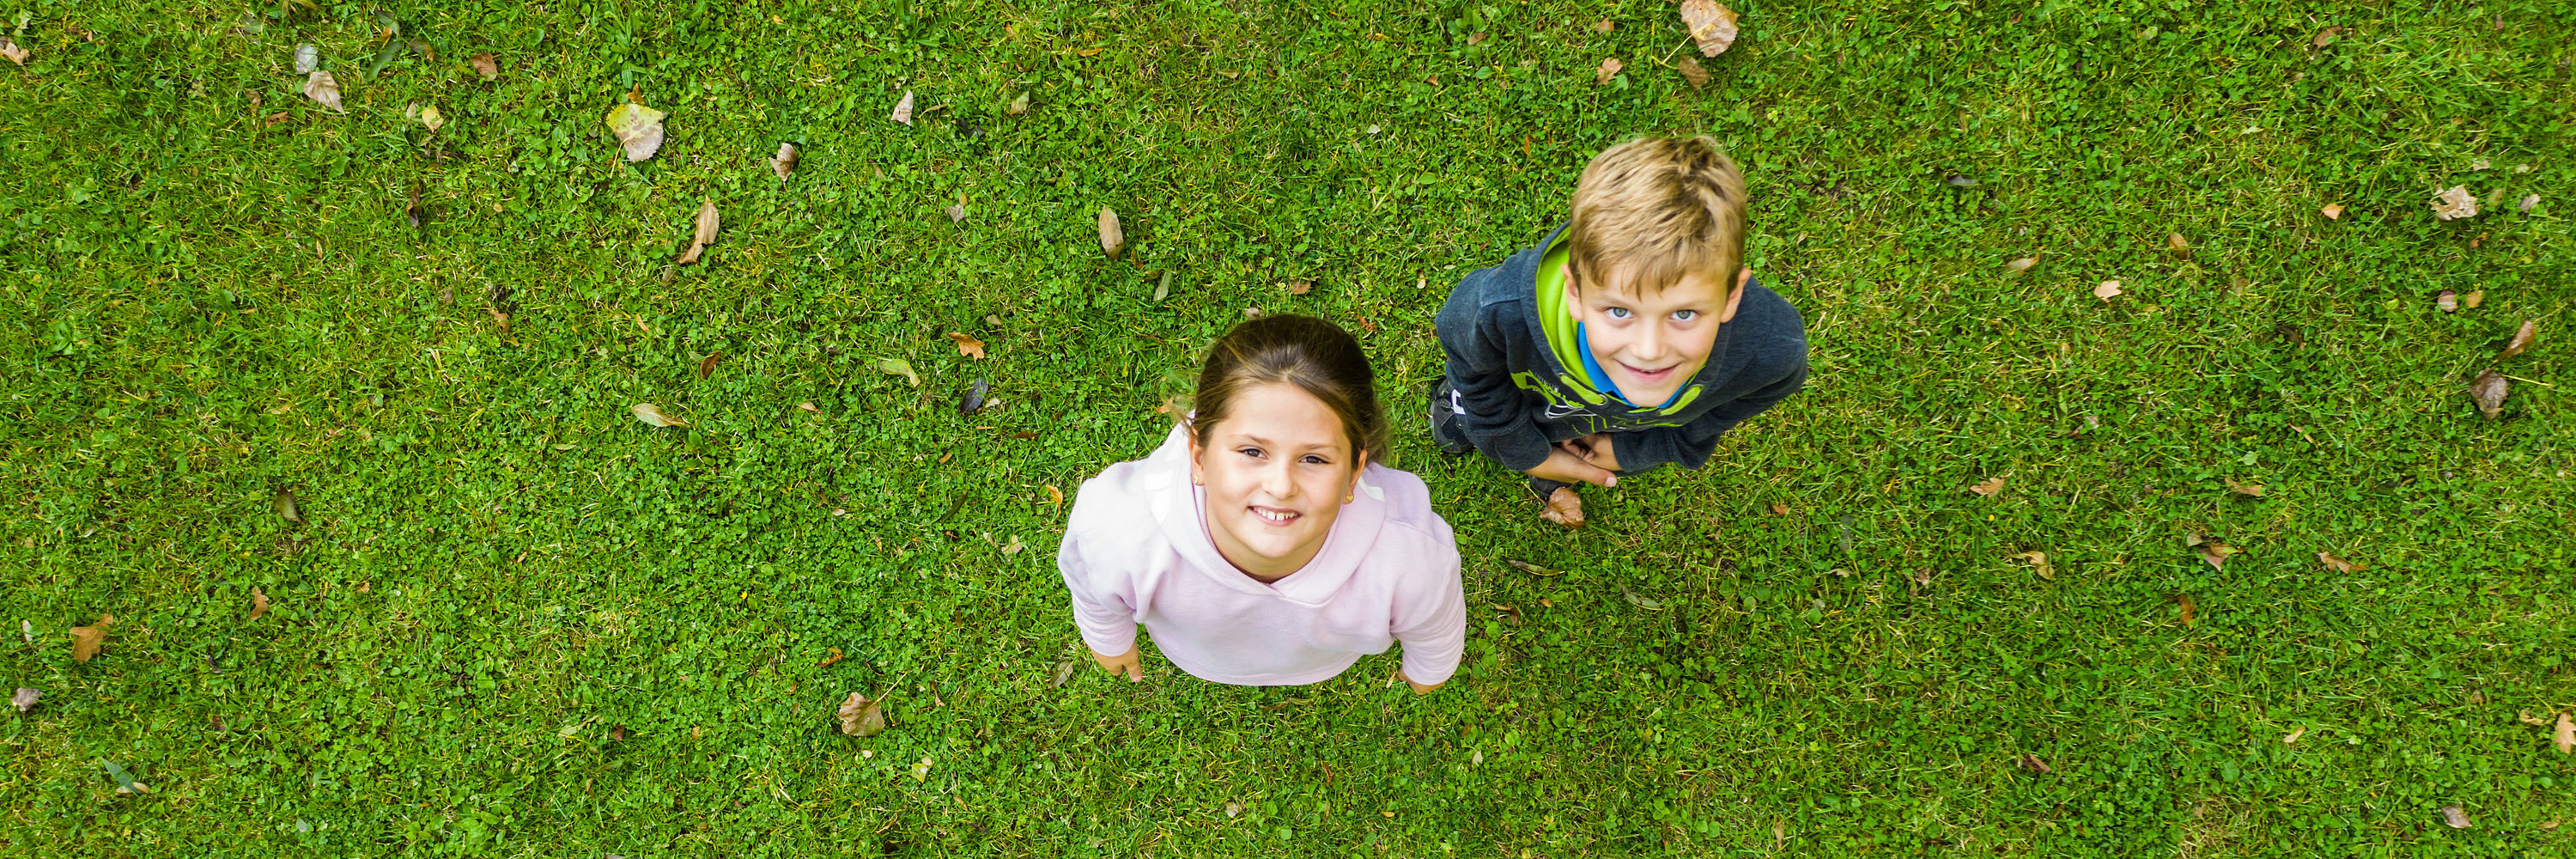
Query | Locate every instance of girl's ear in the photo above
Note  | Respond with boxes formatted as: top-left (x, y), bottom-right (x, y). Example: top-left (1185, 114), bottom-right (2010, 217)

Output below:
top-left (1346, 450), bottom-right (1371, 495)
top-left (1185, 430), bottom-right (1206, 486)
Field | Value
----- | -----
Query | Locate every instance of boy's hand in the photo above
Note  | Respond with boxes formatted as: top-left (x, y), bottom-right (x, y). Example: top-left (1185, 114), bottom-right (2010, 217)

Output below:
top-left (1528, 446), bottom-right (1618, 488)
top-left (1564, 434), bottom-right (1621, 472)
top-left (1092, 645), bottom-right (1142, 682)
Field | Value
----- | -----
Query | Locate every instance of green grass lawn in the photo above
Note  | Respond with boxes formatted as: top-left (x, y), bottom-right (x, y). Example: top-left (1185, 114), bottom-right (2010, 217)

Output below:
top-left (4, 0), bottom-right (2572, 856)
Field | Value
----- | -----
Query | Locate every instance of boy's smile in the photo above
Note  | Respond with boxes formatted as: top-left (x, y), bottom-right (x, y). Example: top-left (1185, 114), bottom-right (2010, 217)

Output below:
top-left (1565, 265), bottom-right (1751, 406)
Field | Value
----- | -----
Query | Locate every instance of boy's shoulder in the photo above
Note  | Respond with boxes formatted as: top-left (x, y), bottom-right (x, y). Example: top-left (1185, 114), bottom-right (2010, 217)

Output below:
top-left (1443, 224), bottom-right (1567, 309)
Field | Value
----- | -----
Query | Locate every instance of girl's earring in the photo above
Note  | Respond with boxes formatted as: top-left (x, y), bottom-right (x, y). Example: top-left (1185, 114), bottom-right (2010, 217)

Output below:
top-left (1343, 494), bottom-right (1354, 505)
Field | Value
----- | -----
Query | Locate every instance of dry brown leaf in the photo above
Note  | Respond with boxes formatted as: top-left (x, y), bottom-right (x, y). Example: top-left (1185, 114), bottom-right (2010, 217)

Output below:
top-left (2556, 712), bottom-right (2574, 754)
top-left (797, 402), bottom-right (821, 414)
top-left (1005, 92), bottom-right (1031, 115)
top-left (1052, 661), bottom-right (1076, 688)
top-left (2004, 256), bottom-right (2038, 273)
top-left (2440, 805), bottom-right (2471, 829)
top-left (1097, 206), bottom-right (1125, 258)
top-left (605, 102), bottom-right (666, 162)
top-left (416, 104), bottom-right (444, 133)
top-left (70, 614), bottom-right (111, 662)
top-left (890, 89), bottom-right (914, 125)
top-left (1678, 0), bottom-right (1741, 56)
top-left (2433, 186), bottom-right (2477, 220)
top-left (470, 52), bottom-right (500, 80)
top-left (1540, 486), bottom-right (1585, 530)
top-left (1285, 279), bottom-right (1313, 295)
top-left (273, 487), bottom-right (303, 523)
top-left (0, 37), bottom-right (27, 66)
top-left (770, 142), bottom-right (798, 182)
top-left (1677, 55), bottom-right (1710, 88)
top-left (2167, 232), bottom-right (2191, 258)
top-left (248, 588), bottom-right (270, 622)
top-left (946, 201), bottom-right (966, 222)
top-left (303, 70), bottom-right (344, 113)
top-left (1045, 484), bottom-right (1066, 508)
top-left (2435, 289), bottom-right (2458, 313)
top-left (1768, 502), bottom-right (1789, 515)
top-left (2318, 552), bottom-right (2361, 574)
top-left (610, 724), bottom-right (628, 741)
top-left (2093, 280), bottom-right (2123, 302)
top-left (2521, 710), bottom-right (2551, 727)
top-left (949, 332), bottom-right (987, 359)
top-left (2501, 320), bottom-right (2537, 358)
top-left (2196, 542), bottom-right (2235, 570)
top-left (1969, 475), bottom-right (2007, 497)
top-left (2019, 752), bottom-right (2051, 774)
top-left (2224, 478), bottom-right (2265, 497)
top-left (2320, 203), bottom-right (2346, 220)
top-left (2462, 289), bottom-right (2484, 309)
top-left (1505, 558), bottom-right (1564, 576)
top-left (2470, 369), bottom-right (2508, 419)
top-left (676, 198), bottom-right (719, 265)
top-left (2519, 192), bottom-right (2541, 213)
top-left (817, 648), bottom-right (843, 667)
top-left (2014, 551), bottom-right (2054, 580)
top-left (2281, 726), bottom-right (2306, 744)
top-left (2178, 594), bottom-right (2196, 625)
top-left (2312, 25), bottom-right (2345, 47)
top-left (1000, 535), bottom-right (1025, 555)
top-left (836, 691), bottom-right (887, 737)
top-left (9, 688), bottom-right (36, 713)
top-left (1595, 56), bottom-right (1623, 84)
top-left (629, 403), bottom-right (685, 428)
top-left (1593, 19), bottom-right (1614, 34)
top-left (697, 350), bottom-right (724, 380)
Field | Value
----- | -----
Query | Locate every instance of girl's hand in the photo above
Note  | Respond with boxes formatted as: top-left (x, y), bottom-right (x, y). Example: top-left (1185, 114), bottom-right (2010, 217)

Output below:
top-left (1092, 645), bottom-right (1143, 681)
top-left (1397, 667), bottom-right (1443, 695)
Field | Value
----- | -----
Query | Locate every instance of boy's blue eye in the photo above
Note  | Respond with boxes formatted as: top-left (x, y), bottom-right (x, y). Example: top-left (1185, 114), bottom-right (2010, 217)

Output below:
top-left (1672, 309), bottom-right (1699, 321)
top-left (1604, 307), bottom-right (1631, 320)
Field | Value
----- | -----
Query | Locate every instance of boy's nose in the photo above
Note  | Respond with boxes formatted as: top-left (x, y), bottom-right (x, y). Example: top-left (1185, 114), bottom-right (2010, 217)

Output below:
top-left (1633, 323), bottom-right (1666, 359)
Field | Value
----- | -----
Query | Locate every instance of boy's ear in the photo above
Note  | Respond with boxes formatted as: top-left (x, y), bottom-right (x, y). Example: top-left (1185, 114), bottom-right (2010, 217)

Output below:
top-left (1560, 260), bottom-right (1583, 308)
top-left (1716, 267), bottom-right (1752, 323)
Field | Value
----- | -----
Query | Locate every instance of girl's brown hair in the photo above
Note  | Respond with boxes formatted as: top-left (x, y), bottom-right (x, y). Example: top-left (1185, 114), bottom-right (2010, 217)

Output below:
top-left (1188, 314), bottom-right (1386, 463)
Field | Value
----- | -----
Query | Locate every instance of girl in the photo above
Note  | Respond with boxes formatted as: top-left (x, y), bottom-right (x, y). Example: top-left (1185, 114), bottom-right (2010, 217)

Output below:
top-left (1057, 315), bottom-right (1466, 691)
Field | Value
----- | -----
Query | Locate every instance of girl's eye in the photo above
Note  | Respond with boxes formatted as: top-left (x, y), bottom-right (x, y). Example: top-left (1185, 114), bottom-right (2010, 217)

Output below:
top-left (1301, 454), bottom-right (1329, 465)
top-left (1672, 309), bottom-right (1699, 321)
top-left (1604, 307), bottom-right (1632, 320)
top-left (1236, 447), bottom-right (1265, 459)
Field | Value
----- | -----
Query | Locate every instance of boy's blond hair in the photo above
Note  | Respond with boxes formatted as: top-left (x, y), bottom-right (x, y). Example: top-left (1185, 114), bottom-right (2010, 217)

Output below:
top-left (1563, 136), bottom-right (1747, 297)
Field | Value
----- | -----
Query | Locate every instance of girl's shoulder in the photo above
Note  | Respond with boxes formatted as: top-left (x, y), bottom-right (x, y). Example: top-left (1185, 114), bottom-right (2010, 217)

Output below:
top-left (1354, 465), bottom-right (1455, 552)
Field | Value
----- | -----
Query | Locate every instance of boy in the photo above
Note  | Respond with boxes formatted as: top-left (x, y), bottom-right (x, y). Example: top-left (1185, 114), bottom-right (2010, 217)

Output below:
top-left (1430, 136), bottom-right (1807, 524)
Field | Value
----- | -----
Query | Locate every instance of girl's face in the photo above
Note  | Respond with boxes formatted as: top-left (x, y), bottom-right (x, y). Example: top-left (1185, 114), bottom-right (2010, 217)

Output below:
top-left (1188, 382), bottom-right (1367, 582)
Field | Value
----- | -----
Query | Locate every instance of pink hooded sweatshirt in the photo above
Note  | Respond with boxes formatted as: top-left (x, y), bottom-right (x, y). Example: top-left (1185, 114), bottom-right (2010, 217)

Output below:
top-left (1057, 426), bottom-right (1467, 686)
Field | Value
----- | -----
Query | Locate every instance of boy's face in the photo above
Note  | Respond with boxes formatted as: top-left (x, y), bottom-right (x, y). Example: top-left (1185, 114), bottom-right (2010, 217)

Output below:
top-left (1565, 264), bottom-right (1750, 406)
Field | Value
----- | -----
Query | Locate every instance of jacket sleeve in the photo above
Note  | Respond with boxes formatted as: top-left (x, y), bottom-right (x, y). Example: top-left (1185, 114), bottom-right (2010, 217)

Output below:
top-left (1056, 530), bottom-right (1139, 657)
top-left (1435, 277), bottom-right (1555, 472)
top-left (1617, 361), bottom-right (1807, 472)
top-left (1389, 531), bottom-right (1468, 686)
